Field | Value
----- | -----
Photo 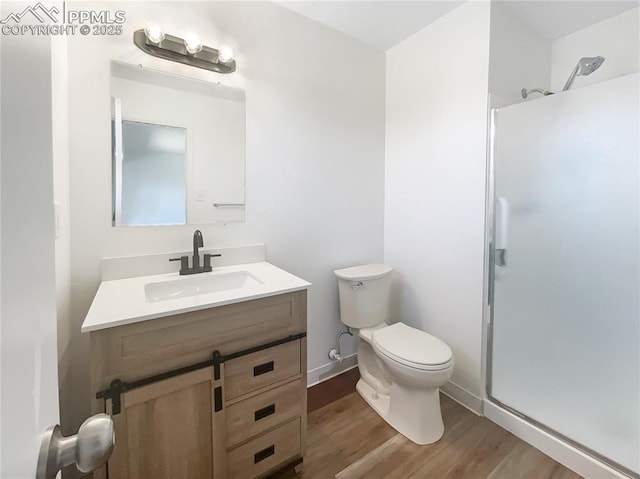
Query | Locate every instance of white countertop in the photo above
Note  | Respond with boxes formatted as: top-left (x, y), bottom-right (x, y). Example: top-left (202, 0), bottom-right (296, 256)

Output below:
top-left (81, 261), bottom-right (311, 332)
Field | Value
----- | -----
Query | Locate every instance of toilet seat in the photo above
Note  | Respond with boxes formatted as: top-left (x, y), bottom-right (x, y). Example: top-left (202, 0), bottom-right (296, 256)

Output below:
top-left (373, 323), bottom-right (453, 371)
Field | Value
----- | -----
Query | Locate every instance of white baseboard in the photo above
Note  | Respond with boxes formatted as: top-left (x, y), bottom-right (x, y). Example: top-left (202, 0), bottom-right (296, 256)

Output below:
top-left (441, 381), bottom-right (483, 415)
top-left (307, 353), bottom-right (358, 387)
top-left (484, 400), bottom-right (630, 479)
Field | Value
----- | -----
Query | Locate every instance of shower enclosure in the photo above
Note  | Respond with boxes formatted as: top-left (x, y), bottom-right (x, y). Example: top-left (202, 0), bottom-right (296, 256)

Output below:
top-left (487, 73), bottom-right (640, 476)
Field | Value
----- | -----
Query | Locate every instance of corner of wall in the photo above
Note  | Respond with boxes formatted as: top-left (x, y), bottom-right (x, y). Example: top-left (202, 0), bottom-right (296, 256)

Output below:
top-left (384, 0), bottom-right (491, 401)
top-left (488, 1), bottom-right (552, 108)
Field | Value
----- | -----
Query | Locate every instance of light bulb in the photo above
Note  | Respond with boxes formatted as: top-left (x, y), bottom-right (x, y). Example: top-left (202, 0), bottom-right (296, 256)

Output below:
top-left (183, 33), bottom-right (203, 55)
top-left (144, 23), bottom-right (164, 44)
top-left (217, 44), bottom-right (234, 63)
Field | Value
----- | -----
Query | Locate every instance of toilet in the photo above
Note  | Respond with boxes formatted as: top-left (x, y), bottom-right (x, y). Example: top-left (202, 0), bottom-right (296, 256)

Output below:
top-left (334, 263), bottom-right (453, 445)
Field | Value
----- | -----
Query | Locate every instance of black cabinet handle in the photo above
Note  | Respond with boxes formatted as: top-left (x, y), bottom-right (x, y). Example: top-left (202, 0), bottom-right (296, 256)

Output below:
top-left (254, 404), bottom-right (276, 421)
top-left (214, 386), bottom-right (223, 412)
top-left (253, 361), bottom-right (274, 376)
top-left (254, 445), bottom-right (275, 464)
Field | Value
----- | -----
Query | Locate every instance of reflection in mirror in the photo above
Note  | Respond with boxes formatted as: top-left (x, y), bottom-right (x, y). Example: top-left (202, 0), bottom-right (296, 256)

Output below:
top-left (111, 61), bottom-right (246, 226)
top-left (112, 121), bottom-right (186, 226)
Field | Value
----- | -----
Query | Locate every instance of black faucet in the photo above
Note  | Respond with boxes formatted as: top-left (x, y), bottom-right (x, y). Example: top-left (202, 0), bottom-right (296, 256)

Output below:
top-left (169, 230), bottom-right (222, 275)
top-left (193, 229), bottom-right (204, 270)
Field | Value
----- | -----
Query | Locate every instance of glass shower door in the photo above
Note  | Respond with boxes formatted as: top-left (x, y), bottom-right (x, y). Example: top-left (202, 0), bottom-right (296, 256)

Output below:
top-left (489, 73), bottom-right (640, 475)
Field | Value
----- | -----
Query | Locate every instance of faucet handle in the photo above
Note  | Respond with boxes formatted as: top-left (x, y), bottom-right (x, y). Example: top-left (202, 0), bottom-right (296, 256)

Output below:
top-left (169, 256), bottom-right (189, 274)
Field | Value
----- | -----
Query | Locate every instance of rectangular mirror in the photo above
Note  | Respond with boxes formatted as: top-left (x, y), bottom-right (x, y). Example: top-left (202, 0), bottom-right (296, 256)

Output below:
top-left (111, 61), bottom-right (246, 226)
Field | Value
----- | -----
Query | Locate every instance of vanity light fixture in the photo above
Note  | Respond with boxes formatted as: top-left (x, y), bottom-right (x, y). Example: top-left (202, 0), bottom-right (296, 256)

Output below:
top-left (133, 24), bottom-right (236, 74)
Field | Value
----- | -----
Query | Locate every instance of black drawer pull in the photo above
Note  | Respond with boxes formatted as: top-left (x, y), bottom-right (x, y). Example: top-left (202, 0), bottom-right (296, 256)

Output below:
top-left (254, 445), bottom-right (275, 464)
top-left (253, 361), bottom-right (274, 376)
top-left (254, 403), bottom-right (276, 421)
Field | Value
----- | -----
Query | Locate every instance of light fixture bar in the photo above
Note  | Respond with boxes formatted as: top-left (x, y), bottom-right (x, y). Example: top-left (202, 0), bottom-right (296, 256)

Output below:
top-left (133, 29), bottom-right (236, 74)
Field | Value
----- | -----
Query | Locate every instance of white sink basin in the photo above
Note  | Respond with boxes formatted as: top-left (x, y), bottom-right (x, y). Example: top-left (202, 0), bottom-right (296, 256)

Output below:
top-left (145, 270), bottom-right (263, 303)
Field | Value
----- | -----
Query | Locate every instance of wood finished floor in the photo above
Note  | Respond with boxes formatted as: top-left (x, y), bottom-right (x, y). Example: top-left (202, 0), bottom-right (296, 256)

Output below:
top-left (277, 381), bottom-right (583, 479)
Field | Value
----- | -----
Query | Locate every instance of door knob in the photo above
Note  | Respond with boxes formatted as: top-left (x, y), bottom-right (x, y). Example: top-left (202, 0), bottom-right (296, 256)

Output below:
top-left (36, 413), bottom-right (115, 479)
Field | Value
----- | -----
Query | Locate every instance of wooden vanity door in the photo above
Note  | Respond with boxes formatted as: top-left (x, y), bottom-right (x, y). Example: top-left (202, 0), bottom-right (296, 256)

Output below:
top-left (106, 367), bottom-right (226, 479)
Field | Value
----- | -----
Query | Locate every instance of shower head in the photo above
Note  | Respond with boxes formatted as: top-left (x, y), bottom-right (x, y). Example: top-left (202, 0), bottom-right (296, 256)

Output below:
top-left (562, 56), bottom-right (605, 91)
top-left (579, 56), bottom-right (605, 75)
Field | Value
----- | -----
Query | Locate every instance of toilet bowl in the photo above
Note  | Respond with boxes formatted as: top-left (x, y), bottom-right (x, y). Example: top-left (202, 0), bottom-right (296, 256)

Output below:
top-left (334, 264), bottom-right (454, 445)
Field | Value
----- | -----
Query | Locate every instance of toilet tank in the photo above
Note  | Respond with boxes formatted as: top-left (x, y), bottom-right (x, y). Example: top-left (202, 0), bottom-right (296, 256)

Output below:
top-left (334, 264), bottom-right (394, 328)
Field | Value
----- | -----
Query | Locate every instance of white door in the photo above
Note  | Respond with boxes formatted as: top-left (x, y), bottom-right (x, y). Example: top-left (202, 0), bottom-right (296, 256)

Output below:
top-left (1, 17), bottom-right (61, 479)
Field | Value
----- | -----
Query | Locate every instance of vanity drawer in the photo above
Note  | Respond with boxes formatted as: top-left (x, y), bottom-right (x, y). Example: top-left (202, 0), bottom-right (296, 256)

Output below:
top-left (226, 378), bottom-right (302, 447)
top-left (225, 340), bottom-right (301, 401)
top-left (227, 418), bottom-right (301, 479)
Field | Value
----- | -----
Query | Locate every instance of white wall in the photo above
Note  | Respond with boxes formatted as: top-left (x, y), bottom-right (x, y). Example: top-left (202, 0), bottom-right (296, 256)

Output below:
top-left (63, 0), bottom-right (385, 440)
top-left (551, 7), bottom-right (639, 92)
top-left (489, 2), bottom-right (551, 107)
top-left (385, 0), bottom-right (491, 410)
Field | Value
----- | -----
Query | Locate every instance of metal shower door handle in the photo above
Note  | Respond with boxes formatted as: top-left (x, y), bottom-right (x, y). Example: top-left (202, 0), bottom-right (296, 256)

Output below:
top-left (36, 413), bottom-right (115, 479)
top-left (495, 196), bottom-right (509, 268)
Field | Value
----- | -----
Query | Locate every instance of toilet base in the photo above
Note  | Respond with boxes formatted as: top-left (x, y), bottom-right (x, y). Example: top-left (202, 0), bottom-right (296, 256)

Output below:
top-left (356, 377), bottom-right (391, 416)
top-left (356, 378), bottom-right (445, 445)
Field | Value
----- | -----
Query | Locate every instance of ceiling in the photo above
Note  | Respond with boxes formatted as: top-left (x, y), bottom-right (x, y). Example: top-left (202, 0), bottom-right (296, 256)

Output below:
top-left (275, 1), bottom-right (464, 50)
top-left (276, 0), bottom-right (639, 50)
top-left (505, 1), bottom-right (639, 40)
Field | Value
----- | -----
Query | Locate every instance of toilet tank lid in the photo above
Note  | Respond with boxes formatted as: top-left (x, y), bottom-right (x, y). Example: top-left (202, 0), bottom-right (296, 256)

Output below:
top-left (334, 263), bottom-right (393, 281)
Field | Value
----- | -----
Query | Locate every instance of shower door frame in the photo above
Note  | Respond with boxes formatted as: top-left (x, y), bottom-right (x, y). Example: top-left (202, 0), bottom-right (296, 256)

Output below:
top-left (482, 106), bottom-right (638, 479)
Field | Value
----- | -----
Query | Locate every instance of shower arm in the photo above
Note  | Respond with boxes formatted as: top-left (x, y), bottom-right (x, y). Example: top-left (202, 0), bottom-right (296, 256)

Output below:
top-left (521, 88), bottom-right (554, 99)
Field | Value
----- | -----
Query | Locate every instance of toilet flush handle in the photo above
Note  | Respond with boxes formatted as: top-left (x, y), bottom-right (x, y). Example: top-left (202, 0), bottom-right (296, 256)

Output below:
top-left (351, 281), bottom-right (364, 290)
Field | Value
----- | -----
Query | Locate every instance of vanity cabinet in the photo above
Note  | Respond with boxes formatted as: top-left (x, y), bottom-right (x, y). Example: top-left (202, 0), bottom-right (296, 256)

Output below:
top-left (89, 290), bottom-right (307, 479)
